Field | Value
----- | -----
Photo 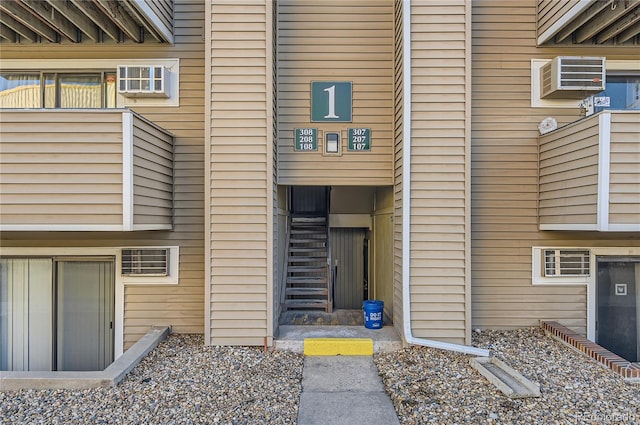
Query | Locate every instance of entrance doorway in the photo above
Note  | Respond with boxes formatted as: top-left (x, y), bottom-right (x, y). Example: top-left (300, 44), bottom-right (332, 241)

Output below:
top-left (278, 185), bottom-right (394, 326)
top-left (0, 257), bottom-right (115, 371)
top-left (331, 228), bottom-right (368, 310)
top-left (596, 257), bottom-right (640, 362)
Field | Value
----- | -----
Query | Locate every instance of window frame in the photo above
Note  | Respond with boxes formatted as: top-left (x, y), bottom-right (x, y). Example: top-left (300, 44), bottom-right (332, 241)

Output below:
top-left (0, 70), bottom-right (117, 109)
top-left (532, 247), bottom-right (591, 285)
top-left (543, 249), bottom-right (591, 277)
top-left (1, 58), bottom-right (180, 107)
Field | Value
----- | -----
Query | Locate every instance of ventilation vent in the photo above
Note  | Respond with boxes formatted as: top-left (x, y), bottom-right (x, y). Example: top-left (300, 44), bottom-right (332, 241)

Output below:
top-left (544, 249), bottom-right (590, 277)
top-left (118, 65), bottom-right (168, 98)
top-left (122, 248), bottom-right (169, 276)
top-left (540, 57), bottom-right (605, 99)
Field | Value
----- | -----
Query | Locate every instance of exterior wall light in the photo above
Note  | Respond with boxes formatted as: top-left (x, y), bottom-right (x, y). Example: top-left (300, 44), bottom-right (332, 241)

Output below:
top-left (325, 132), bottom-right (339, 154)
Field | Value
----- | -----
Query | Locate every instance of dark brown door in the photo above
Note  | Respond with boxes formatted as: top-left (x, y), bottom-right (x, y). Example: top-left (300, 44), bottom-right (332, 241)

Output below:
top-left (597, 258), bottom-right (639, 362)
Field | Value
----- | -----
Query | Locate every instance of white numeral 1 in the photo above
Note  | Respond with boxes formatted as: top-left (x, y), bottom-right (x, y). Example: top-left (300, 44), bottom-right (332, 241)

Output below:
top-left (323, 85), bottom-right (339, 119)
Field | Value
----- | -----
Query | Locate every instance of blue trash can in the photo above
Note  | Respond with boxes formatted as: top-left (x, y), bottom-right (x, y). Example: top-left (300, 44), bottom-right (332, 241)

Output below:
top-left (363, 300), bottom-right (384, 329)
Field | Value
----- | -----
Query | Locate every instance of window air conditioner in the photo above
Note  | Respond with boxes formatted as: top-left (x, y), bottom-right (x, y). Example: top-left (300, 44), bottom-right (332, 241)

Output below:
top-left (118, 65), bottom-right (169, 98)
top-left (540, 56), bottom-right (605, 99)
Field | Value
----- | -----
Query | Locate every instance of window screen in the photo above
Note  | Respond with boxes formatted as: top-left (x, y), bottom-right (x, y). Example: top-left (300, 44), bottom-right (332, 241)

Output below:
top-left (121, 248), bottom-right (169, 276)
top-left (544, 249), bottom-right (590, 277)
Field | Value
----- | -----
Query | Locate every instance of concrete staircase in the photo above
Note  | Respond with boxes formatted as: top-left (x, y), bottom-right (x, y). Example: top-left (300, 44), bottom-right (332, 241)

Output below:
top-left (283, 216), bottom-right (332, 312)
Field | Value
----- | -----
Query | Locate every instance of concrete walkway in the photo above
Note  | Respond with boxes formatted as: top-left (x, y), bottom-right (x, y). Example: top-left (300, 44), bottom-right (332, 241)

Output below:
top-left (297, 343), bottom-right (400, 425)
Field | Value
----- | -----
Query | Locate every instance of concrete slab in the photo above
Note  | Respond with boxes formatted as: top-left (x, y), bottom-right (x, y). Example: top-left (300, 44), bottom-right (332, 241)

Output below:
top-left (298, 392), bottom-right (401, 425)
top-left (302, 356), bottom-right (385, 392)
top-left (297, 356), bottom-right (400, 425)
top-left (275, 325), bottom-right (403, 354)
top-left (0, 326), bottom-right (170, 391)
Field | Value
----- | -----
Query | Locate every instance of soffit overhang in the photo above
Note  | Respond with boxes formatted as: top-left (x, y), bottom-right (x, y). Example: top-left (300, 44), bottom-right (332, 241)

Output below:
top-left (0, 0), bottom-right (174, 44)
top-left (538, 0), bottom-right (640, 46)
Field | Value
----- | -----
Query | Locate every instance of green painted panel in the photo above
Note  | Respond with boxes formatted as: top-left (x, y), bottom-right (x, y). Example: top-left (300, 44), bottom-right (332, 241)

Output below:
top-left (294, 128), bottom-right (318, 151)
top-left (348, 128), bottom-right (371, 151)
top-left (311, 81), bottom-right (352, 122)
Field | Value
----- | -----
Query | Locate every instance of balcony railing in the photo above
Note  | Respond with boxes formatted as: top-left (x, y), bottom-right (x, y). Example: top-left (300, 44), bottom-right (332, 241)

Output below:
top-left (538, 110), bottom-right (640, 231)
top-left (0, 109), bottom-right (174, 231)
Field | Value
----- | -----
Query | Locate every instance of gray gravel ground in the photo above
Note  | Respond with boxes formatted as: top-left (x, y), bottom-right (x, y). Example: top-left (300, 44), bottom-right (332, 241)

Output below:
top-left (2, 328), bottom-right (638, 424)
top-left (0, 334), bottom-right (304, 425)
top-left (374, 327), bottom-right (639, 425)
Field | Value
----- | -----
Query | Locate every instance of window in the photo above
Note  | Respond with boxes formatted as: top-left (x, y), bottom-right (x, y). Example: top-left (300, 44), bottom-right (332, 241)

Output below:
top-left (532, 247), bottom-right (592, 285)
top-left (0, 71), bottom-right (116, 109)
top-left (594, 73), bottom-right (640, 112)
top-left (544, 249), bottom-right (590, 277)
top-left (121, 248), bottom-right (169, 276)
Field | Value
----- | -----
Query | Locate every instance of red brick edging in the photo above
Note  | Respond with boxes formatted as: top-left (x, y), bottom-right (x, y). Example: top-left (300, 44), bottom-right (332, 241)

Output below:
top-left (540, 321), bottom-right (640, 380)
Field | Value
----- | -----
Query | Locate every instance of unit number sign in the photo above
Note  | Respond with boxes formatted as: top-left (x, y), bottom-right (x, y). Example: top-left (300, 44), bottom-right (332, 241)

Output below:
top-left (311, 81), bottom-right (352, 123)
top-left (294, 128), bottom-right (318, 151)
top-left (348, 128), bottom-right (371, 151)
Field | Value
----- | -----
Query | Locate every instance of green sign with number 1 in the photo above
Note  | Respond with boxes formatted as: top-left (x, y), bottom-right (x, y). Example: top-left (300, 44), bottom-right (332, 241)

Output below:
top-left (311, 81), bottom-right (352, 122)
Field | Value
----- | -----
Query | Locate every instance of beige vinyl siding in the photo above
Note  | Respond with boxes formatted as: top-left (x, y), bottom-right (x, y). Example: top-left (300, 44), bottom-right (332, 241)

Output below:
top-left (471, 0), bottom-right (639, 336)
top-left (373, 186), bottom-right (394, 320)
top-left (406, 1), bottom-right (471, 345)
top-left (132, 115), bottom-right (174, 227)
top-left (608, 111), bottom-right (640, 226)
top-left (538, 115), bottom-right (600, 227)
top-left (0, 110), bottom-right (174, 229)
top-left (207, 1), bottom-right (274, 346)
top-left (276, 203), bottom-right (289, 329)
top-left (0, 110), bottom-right (124, 226)
top-left (277, 1), bottom-right (394, 186)
top-left (392, 0), bottom-right (404, 337)
top-left (536, 0), bottom-right (580, 39)
top-left (0, 0), bottom-right (205, 349)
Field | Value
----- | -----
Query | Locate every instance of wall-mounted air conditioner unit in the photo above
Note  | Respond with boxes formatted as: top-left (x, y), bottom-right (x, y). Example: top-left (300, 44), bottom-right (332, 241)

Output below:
top-left (540, 56), bottom-right (605, 99)
top-left (118, 65), bottom-right (169, 98)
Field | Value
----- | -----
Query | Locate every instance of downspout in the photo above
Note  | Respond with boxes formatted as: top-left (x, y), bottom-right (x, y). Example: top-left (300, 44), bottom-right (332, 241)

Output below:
top-left (401, 1), bottom-right (489, 357)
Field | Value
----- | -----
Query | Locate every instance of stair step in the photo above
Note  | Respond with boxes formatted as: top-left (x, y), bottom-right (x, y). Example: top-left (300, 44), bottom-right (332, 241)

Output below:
top-left (283, 299), bottom-right (328, 309)
top-left (291, 217), bottom-right (326, 223)
top-left (289, 256), bottom-right (326, 262)
top-left (290, 239), bottom-right (326, 244)
top-left (285, 287), bottom-right (328, 296)
top-left (288, 268), bottom-right (327, 274)
top-left (289, 247), bottom-right (326, 252)
top-left (290, 232), bottom-right (326, 237)
top-left (291, 229), bottom-right (326, 234)
top-left (287, 277), bottom-right (327, 284)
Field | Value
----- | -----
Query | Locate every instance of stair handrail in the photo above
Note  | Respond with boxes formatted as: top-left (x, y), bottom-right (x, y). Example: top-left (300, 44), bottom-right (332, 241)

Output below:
top-left (326, 211), bottom-right (333, 312)
top-left (279, 213), bottom-right (292, 310)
